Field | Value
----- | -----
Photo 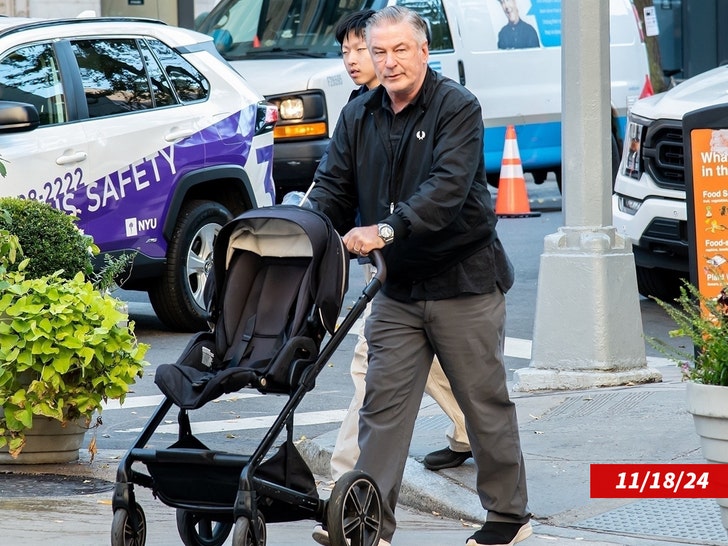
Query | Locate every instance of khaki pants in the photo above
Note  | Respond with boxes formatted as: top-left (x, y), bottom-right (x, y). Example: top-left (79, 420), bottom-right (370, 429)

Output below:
top-left (329, 265), bottom-right (469, 481)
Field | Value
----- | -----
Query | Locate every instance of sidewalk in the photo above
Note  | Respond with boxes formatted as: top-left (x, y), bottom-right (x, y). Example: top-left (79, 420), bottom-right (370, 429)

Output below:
top-left (298, 356), bottom-right (728, 546)
top-left (1, 357), bottom-right (726, 546)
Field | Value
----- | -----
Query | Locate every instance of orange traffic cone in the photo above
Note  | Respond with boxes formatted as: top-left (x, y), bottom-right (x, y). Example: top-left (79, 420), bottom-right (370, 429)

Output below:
top-left (495, 125), bottom-right (540, 218)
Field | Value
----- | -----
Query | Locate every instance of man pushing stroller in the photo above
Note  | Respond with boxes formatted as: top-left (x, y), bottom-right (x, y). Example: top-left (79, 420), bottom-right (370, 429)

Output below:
top-left (303, 7), bottom-right (532, 546)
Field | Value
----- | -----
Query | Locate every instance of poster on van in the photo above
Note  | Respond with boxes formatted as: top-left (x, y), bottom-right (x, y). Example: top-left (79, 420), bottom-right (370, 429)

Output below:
top-left (487, 0), bottom-right (635, 51)
top-left (488, 0), bottom-right (561, 50)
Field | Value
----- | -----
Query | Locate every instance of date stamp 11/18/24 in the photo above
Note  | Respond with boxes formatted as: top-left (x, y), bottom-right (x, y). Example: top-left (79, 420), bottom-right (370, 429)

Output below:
top-left (590, 464), bottom-right (728, 498)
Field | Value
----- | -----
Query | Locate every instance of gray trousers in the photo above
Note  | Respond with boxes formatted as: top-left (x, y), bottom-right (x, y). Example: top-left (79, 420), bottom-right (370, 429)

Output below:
top-left (356, 290), bottom-right (530, 541)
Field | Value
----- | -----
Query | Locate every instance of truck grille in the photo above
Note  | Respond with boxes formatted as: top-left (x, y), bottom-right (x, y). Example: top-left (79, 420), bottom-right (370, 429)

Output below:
top-left (642, 121), bottom-right (684, 191)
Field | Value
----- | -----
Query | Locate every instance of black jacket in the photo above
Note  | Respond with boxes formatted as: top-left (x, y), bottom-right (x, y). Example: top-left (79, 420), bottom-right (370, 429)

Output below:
top-left (309, 68), bottom-right (503, 288)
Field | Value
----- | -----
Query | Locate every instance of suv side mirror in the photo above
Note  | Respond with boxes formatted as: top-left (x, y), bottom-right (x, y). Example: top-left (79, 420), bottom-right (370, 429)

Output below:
top-left (0, 102), bottom-right (40, 133)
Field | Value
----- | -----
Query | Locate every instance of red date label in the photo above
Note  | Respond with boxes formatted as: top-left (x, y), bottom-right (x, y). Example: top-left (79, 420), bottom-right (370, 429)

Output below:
top-left (591, 464), bottom-right (728, 498)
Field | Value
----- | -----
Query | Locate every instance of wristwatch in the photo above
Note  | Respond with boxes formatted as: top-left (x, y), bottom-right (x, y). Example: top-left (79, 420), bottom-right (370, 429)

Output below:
top-left (377, 223), bottom-right (394, 245)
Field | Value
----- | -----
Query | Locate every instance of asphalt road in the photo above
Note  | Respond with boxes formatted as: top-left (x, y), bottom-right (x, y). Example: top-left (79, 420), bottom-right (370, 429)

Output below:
top-left (102, 176), bottom-right (679, 457)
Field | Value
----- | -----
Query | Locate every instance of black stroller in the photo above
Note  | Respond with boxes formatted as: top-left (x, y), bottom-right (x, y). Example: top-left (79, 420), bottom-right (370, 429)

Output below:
top-left (111, 206), bottom-right (385, 546)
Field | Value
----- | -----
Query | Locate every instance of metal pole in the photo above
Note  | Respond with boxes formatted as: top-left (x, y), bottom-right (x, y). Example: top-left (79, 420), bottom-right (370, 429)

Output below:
top-left (514, 0), bottom-right (660, 391)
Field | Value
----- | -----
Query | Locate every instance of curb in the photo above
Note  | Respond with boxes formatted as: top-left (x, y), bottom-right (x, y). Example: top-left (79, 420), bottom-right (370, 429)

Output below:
top-left (296, 433), bottom-right (485, 524)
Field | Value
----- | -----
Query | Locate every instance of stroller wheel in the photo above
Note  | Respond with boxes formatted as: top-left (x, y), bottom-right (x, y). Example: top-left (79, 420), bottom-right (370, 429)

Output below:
top-left (176, 509), bottom-right (233, 546)
top-left (326, 470), bottom-right (382, 546)
top-left (232, 513), bottom-right (266, 546)
top-left (111, 503), bottom-right (147, 546)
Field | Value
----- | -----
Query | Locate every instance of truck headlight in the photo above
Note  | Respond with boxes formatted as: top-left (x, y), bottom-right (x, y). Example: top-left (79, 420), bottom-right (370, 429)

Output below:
top-left (267, 91), bottom-right (328, 141)
top-left (278, 98), bottom-right (304, 120)
top-left (622, 120), bottom-right (645, 180)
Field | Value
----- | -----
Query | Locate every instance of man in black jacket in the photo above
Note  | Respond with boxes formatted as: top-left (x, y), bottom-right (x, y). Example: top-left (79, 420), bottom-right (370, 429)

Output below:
top-left (325, 5), bottom-right (472, 495)
top-left (308, 6), bottom-right (531, 546)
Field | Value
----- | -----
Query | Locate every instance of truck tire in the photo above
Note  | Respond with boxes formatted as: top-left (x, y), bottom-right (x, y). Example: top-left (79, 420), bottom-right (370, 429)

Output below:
top-left (149, 199), bottom-right (232, 332)
top-left (635, 265), bottom-right (685, 302)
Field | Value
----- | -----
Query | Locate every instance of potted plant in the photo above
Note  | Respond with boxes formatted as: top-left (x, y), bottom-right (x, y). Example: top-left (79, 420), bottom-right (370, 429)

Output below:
top-left (0, 198), bottom-right (148, 462)
top-left (650, 279), bottom-right (728, 531)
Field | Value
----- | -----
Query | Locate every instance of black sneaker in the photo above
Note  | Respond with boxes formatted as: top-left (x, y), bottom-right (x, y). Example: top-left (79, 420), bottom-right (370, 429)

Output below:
top-left (465, 521), bottom-right (532, 546)
top-left (423, 447), bottom-right (472, 470)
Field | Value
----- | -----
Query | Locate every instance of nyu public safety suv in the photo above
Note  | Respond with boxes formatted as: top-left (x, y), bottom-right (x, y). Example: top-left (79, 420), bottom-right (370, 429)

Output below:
top-left (0, 16), bottom-right (277, 331)
top-left (196, 0), bottom-right (651, 195)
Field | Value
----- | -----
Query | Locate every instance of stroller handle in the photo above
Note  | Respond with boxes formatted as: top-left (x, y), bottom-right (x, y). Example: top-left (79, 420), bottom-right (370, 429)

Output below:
top-left (369, 249), bottom-right (386, 283)
top-left (363, 249), bottom-right (386, 300)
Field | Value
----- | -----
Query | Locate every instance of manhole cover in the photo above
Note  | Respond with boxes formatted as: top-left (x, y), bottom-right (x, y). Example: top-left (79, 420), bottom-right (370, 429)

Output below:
top-left (0, 472), bottom-right (114, 497)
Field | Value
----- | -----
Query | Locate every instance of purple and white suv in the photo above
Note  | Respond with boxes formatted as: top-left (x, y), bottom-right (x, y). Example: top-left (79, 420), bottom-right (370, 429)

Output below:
top-left (0, 16), bottom-right (277, 331)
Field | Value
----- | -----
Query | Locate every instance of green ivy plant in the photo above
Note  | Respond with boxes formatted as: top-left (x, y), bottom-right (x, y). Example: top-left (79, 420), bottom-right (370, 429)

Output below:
top-left (649, 280), bottom-right (728, 387)
top-left (0, 266), bottom-right (149, 457)
top-left (0, 219), bottom-right (148, 458)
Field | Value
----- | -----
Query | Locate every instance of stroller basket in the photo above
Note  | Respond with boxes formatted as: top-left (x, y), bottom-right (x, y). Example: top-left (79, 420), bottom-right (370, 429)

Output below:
top-left (140, 437), bottom-right (319, 523)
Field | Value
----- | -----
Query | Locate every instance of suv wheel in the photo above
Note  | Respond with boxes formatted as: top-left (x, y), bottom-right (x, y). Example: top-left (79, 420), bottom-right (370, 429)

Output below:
top-left (149, 199), bottom-right (233, 331)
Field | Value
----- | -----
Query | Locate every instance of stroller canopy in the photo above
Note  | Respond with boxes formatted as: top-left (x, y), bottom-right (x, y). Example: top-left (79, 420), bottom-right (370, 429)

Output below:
top-left (210, 205), bottom-right (348, 334)
top-left (156, 206), bottom-right (349, 409)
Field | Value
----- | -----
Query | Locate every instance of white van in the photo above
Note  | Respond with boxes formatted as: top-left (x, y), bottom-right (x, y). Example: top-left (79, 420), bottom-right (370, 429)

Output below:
top-left (197, 0), bottom-right (652, 197)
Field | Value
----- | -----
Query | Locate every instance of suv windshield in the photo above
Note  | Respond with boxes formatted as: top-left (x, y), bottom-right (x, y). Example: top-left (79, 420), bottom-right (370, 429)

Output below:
top-left (197, 0), bottom-right (383, 59)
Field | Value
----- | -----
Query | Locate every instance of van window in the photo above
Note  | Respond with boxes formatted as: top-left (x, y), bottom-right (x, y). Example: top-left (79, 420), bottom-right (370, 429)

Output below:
top-left (201, 0), bottom-right (455, 57)
top-left (199, 0), bottom-right (378, 58)
top-left (396, 0), bottom-right (454, 52)
top-left (0, 43), bottom-right (66, 126)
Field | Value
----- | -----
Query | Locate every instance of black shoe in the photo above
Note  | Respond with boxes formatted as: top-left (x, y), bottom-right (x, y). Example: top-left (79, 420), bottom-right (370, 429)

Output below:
top-left (423, 447), bottom-right (472, 470)
top-left (466, 521), bottom-right (532, 546)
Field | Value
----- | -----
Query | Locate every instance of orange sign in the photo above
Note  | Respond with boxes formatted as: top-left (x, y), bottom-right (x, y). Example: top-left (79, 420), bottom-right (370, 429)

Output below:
top-left (689, 127), bottom-right (728, 300)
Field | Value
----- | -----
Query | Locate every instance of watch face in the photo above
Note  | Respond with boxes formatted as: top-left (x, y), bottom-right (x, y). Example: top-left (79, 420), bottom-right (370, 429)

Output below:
top-left (379, 223), bottom-right (394, 241)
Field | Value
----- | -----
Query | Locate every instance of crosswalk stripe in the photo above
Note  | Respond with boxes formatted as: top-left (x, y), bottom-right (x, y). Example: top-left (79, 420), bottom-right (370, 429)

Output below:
top-left (344, 318), bottom-right (533, 360)
top-left (505, 337), bottom-right (532, 360)
top-left (117, 409), bottom-right (348, 435)
top-left (104, 336), bottom-right (532, 414)
top-left (102, 391), bottom-right (263, 411)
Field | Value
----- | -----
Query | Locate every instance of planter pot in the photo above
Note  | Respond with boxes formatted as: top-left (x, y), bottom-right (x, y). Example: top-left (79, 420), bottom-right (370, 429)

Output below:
top-left (685, 381), bottom-right (728, 530)
top-left (0, 416), bottom-right (87, 464)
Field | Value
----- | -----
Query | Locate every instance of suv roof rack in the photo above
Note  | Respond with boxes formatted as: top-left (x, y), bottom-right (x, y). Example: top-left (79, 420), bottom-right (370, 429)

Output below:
top-left (0, 17), bottom-right (167, 40)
